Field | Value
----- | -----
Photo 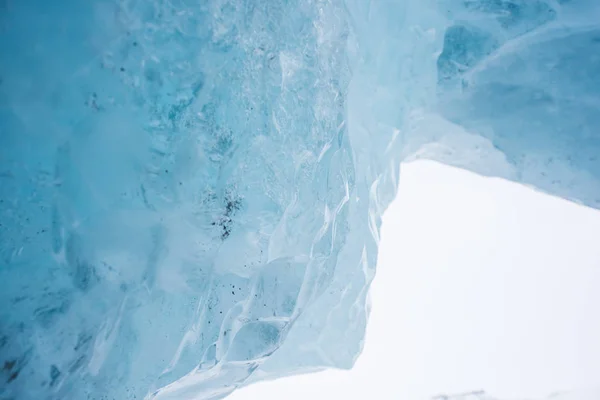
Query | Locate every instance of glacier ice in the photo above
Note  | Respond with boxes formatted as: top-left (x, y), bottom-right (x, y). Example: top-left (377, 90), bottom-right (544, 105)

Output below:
top-left (434, 389), bottom-right (600, 400)
top-left (0, 0), bottom-right (599, 399)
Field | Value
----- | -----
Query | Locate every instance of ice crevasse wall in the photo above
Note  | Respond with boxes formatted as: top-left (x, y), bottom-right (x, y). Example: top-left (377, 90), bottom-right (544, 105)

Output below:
top-left (1, 0), bottom-right (599, 399)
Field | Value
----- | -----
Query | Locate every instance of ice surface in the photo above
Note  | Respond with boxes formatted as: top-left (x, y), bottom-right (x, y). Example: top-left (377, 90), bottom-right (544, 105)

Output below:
top-left (435, 389), bottom-right (600, 400)
top-left (0, 0), bottom-right (598, 399)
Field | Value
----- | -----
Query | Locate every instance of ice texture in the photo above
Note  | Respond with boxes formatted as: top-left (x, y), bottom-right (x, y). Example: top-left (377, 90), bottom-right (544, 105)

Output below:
top-left (0, 0), bottom-right (599, 399)
top-left (435, 389), bottom-right (600, 400)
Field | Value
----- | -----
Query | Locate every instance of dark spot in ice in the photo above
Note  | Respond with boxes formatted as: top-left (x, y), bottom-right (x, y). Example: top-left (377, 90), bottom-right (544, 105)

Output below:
top-left (3, 356), bottom-right (24, 384)
top-left (11, 296), bottom-right (26, 304)
top-left (34, 295), bottom-right (71, 327)
top-left (49, 365), bottom-right (61, 387)
top-left (73, 260), bottom-right (99, 291)
top-left (3, 360), bottom-right (16, 371)
top-left (222, 227), bottom-right (231, 239)
top-left (74, 333), bottom-right (93, 352)
top-left (7, 371), bottom-right (18, 383)
top-left (120, 67), bottom-right (125, 72)
top-left (66, 234), bottom-right (99, 291)
top-left (69, 355), bottom-right (86, 373)
top-left (133, 41), bottom-right (138, 46)
top-left (215, 194), bottom-right (242, 240)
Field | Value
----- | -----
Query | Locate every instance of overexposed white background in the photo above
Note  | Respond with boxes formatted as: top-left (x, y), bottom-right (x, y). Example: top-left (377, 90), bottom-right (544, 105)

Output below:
top-left (230, 160), bottom-right (600, 400)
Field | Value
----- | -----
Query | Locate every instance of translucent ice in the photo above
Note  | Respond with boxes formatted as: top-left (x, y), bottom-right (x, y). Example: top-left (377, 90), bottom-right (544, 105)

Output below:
top-left (0, 0), bottom-right (598, 399)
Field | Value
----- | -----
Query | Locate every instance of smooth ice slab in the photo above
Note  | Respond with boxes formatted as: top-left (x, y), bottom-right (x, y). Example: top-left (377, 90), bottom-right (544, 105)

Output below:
top-left (1, 0), bottom-right (599, 399)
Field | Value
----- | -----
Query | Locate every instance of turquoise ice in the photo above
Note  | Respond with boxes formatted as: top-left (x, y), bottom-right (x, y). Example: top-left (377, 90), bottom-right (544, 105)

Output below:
top-left (1, 0), bottom-right (599, 399)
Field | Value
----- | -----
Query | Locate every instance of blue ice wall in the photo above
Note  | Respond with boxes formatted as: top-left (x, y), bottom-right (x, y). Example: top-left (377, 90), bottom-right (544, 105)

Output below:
top-left (434, 0), bottom-right (600, 207)
top-left (0, 0), bottom-right (598, 399)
